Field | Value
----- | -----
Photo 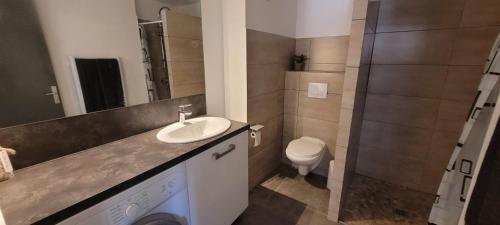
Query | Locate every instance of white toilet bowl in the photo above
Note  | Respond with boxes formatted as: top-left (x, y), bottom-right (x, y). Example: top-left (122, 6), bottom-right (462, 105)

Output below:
top-left (285, 136), bottom-right (326, 176)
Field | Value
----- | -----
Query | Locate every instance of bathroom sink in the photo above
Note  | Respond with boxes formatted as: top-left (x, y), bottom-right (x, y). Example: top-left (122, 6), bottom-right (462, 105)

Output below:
top-left (156, 117), bottom-right (231, 144)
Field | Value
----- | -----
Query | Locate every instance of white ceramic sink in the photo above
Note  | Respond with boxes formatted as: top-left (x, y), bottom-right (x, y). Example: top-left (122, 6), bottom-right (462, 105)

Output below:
top-left (156, 117), bottom-right (231, 144)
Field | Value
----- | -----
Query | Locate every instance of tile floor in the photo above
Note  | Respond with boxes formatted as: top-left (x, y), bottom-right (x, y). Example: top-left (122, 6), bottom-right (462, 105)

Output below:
top-left (233, 164), bottom-right (339, 225)
top-left (341, 174), bottom-right (435, 225)
top-left (234, 164), bottom-right (435, 225)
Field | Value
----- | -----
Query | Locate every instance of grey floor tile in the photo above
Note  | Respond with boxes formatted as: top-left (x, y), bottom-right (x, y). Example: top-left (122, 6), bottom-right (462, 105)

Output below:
top-left (235, 165), bottom-right (431, 225)
top-left (234, 164), bottom-right (337, 225)
top-left (341, 174), bottom-right (434, 225)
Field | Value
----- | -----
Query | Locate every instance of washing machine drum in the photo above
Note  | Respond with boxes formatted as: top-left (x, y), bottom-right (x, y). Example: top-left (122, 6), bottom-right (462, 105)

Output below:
top-left (132, 213), bottom-right (183, 225)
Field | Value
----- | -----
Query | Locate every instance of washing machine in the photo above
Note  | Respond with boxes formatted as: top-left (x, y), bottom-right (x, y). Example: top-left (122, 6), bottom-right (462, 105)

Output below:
top-left (58, 162), bottom-right (190, 225)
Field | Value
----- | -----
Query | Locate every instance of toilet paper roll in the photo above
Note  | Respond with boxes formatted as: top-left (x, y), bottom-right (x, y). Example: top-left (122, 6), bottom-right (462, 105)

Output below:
top-left (251, 131), bottom-right (261, 147)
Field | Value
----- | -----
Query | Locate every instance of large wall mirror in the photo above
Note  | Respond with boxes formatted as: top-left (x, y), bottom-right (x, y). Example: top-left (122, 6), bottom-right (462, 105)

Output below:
top-left (0, 0), bottom-right (205, 128)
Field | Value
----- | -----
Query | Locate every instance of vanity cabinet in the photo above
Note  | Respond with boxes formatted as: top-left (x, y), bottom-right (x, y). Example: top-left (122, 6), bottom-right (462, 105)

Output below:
top-left (186, 131), bottom-right (249, 225)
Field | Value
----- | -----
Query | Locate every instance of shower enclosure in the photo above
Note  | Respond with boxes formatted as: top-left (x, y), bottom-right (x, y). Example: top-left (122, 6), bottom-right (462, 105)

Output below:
top-left (138, 19), bottom-right (171, 101)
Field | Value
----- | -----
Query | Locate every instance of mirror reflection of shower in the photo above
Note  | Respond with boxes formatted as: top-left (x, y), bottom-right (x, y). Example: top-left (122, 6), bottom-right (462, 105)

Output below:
top-left (138, 7), bottom-right (171, 102)
top-left (136, 1), bottom-right (205, 99)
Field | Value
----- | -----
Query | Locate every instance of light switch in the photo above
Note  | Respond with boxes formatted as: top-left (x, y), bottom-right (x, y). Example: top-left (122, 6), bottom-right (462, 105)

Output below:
top-left (307, 82), bottom-right (328, 99)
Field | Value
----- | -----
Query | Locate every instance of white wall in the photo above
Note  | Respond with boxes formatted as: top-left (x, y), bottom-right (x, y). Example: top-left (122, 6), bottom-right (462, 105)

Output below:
top-left (201, 0), bottom-right (226, 117)
top-left (222, 0), bottom-right (247, 122)
top-left (246, 0), bottom-right (353, 38)
top-left (295, 0), bottom-right (353, 38)
top-left (246, 0), bottom-right (297, 38)
top-left (34, 0), bottom-right (148, 116)
top-left (135, 0), bottom-right (201, 20)
top-left (202, 0), bottom-right (247, 122)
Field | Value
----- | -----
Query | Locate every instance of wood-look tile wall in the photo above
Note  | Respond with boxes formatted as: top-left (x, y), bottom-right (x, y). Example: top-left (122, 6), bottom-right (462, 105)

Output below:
top-left (296, 36), bottom-right (350, 72)
top-left (247, 29), bottom-right (295, 189)
top-left (283, 35), bottom-right (350, 177)
top-left (356, 0), bottom-right (500, 194)
top-left (164, 12), bottom-right (205, 98)
top-left (283, 71), bottom-right (344, 176)
top-left (329, 0), bottom-right (377, 220)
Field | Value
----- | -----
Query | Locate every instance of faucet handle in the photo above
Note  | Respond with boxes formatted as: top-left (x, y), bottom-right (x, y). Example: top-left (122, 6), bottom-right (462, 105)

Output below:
top-left (178, 104), bottom-right (192, 111)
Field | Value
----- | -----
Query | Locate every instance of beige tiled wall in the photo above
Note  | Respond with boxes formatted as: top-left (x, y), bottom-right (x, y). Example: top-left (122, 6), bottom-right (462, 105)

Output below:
top-left (295, 36), bottom-right (350, 72)
top-left (247, 29), bottom-right (295, 189)
top-left (283, 71), bottom-right (344, 176)
top-left (164, 12), bottom-right (205, 98)
top-left (328, 0), bottom-right (375, 221)
top-left (354, 0), bottom-right (500, 194)
top-left (282, 30), bottom-right (350, 177)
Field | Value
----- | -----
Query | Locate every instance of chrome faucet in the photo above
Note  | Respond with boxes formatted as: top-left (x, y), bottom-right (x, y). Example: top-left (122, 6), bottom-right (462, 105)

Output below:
top-left (178, 104), bottom-right (192, 124)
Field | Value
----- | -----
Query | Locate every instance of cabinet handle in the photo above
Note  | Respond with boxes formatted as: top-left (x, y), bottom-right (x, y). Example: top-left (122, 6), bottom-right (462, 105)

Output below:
top-left (213, 144), bottom-right (236, 160)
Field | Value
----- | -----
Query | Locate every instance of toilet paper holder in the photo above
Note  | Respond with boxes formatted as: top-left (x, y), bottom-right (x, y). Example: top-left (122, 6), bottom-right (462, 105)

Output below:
top-left (250, 124), bottom-right (264, 136)
top-left (250, 124), bottom-right (264, 147)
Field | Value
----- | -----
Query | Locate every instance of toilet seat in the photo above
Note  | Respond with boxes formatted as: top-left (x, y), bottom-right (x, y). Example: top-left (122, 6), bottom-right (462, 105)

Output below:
top-left (286, 136), bottom-right (325, 158)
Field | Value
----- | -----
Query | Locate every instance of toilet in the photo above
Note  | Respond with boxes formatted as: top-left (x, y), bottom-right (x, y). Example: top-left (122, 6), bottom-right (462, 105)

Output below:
top-left (285, 136), bottom-right (326, 176)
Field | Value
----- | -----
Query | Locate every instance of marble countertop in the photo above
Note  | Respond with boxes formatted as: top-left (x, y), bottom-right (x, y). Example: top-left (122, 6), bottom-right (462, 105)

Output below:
top-left (0, 120), bottom-right (248, 225)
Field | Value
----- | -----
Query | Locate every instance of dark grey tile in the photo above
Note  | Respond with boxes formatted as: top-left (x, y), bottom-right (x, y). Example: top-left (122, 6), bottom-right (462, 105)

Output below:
top-left (461, 0), bottom-right (500, 27)
top-left (356, 145), bottom-right (426, 191)
top-left (359, 120), bottom-right (433, 161)
top-left (435, 100), bottom-right (471, 133)
top-left (363, 94), bottom-right (440, 129)
top-left (234, 186), bottom-right (306, 225)
top-left (232, 204), bottom-right (297, 225)
top-left (368, 65), bottom-right (448, 98)
top-left (0, 120), bottom-right (247, 225)
top-left (341, 174), bottom-right (435, 225)
top-left (450, 27), bottom-right (500, 66)
top-left (372, 30), bottom-right (456, 65)
top-left (236, 165), bottom-right (339, 225)
top-left (0, 95), bottom-right (206, 169)
top-left (442, 66), bottom-right (483, 103)
top-left (376, 0), bottom-right (464, 32)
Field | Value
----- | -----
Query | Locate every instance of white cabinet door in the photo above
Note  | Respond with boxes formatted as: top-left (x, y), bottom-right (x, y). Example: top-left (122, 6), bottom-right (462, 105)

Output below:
top-left (187, 131), bottom-right (249, 225)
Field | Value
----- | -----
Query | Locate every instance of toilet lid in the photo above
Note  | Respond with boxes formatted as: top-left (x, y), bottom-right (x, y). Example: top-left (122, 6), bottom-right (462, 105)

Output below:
top-left (286, 137), bottom-right (325, 158)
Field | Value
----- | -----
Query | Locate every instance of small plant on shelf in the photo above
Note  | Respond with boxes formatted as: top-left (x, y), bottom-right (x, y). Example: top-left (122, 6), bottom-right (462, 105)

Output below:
top-left (292, 54), bottom-right (308, 71)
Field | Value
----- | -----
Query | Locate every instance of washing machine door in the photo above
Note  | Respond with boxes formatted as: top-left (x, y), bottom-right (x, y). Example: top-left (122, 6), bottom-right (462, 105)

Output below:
top-left (132, 213), bottom-right (183, 225)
